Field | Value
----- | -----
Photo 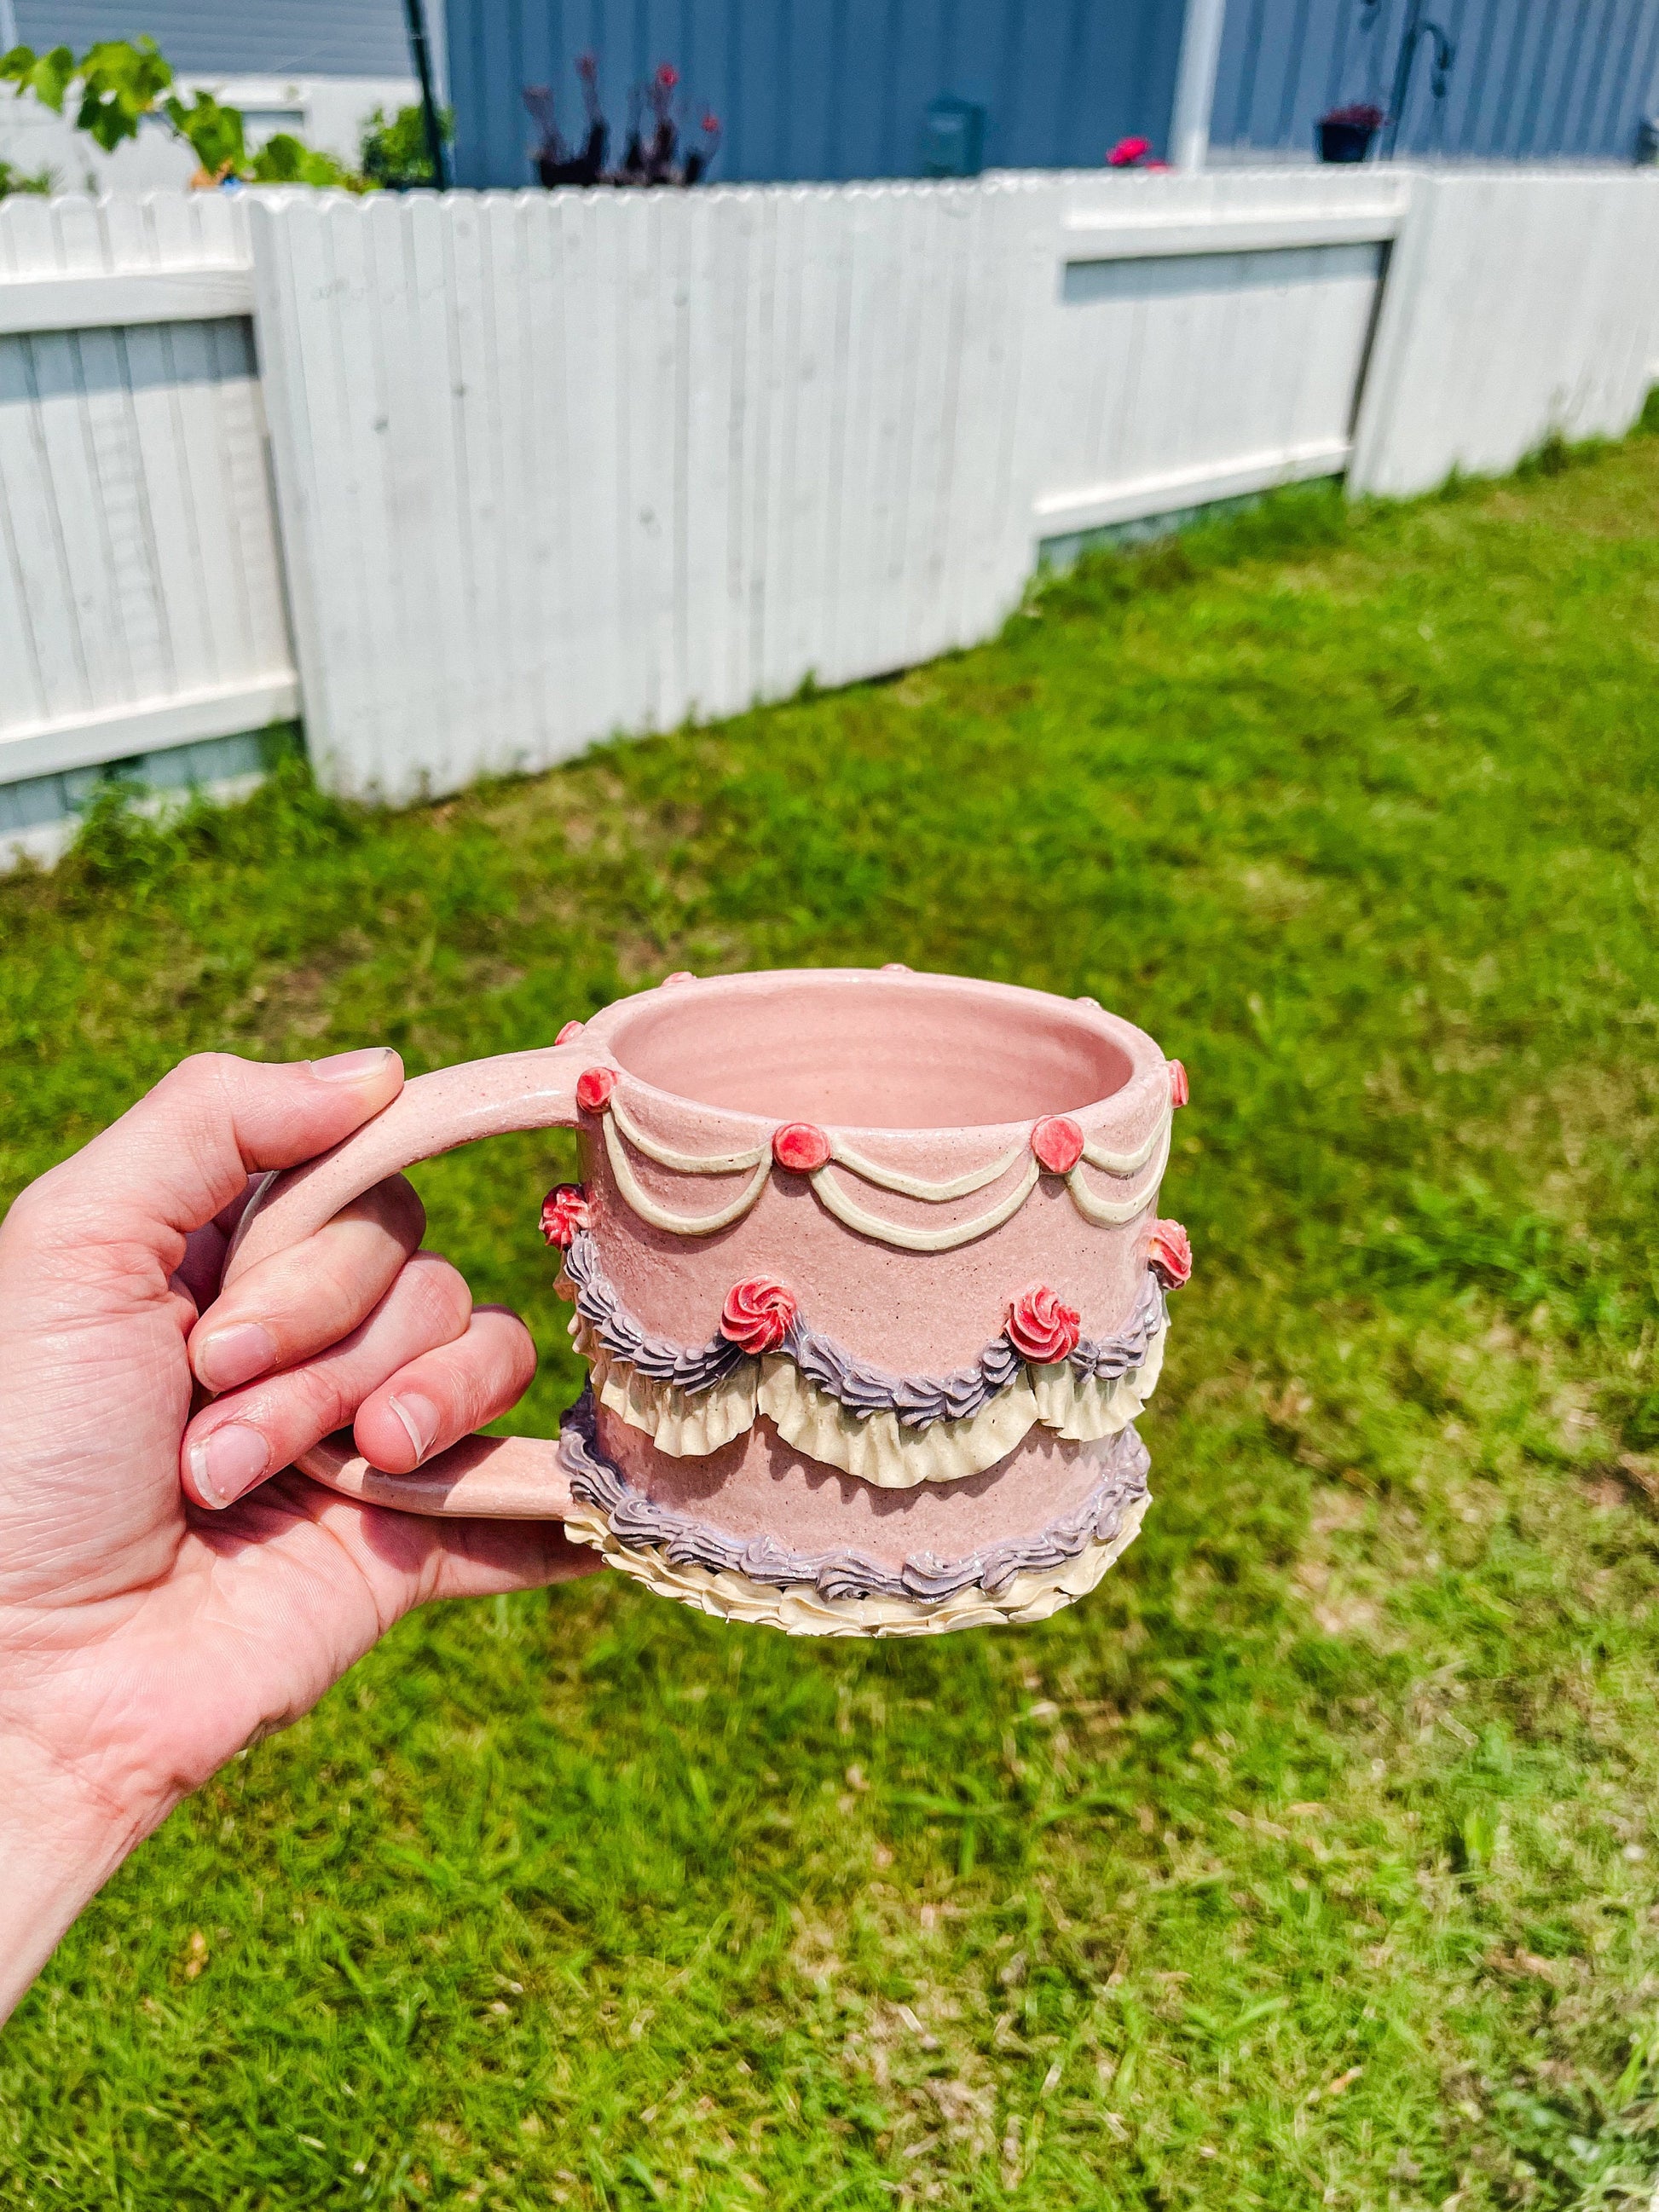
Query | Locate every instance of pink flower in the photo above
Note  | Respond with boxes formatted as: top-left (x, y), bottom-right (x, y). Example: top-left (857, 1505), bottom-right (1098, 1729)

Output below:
top-left (1031, 1115), bottom-right (1084, 1175)
top-left (556, 1019), bottom-right (585, 1045)
top-left (1107, 134), bottom-right (1151, 168)
top-left (1147, 1220), bottom-right (1192, 1289)
top-left (720, 1279), bottom-right (799, 1355)
top-left (1006, 1284), bottom-right (1081, 1364)
top-left (1168, 1059), bottom-right (1189, 1109)
top-left (656, 62), bottom-right (679, 88)
top-left (772, 1121), bottom-right (831, 1173)
top-left (540, 1181), bottom-right (590, 1248)
top-left (575, 1065), bottom-right (617, 1113)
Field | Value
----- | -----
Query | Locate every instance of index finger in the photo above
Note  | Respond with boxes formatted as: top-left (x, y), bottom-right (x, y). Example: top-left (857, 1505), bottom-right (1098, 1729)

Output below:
top-left (20, 1049), bottom-right (407, 1268)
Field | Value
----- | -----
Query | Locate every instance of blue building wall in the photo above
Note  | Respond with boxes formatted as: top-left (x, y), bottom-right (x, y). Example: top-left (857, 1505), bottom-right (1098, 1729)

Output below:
top-left (12, 0), bottom-right (413, 78)
top-left (1212, 0), bottom-right (1659, 162)
top-left (448, 0), bottom-right (1187, 188)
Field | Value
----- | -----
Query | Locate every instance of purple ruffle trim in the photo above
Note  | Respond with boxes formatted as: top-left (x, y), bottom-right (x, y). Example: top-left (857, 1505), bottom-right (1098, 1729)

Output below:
top-left (558, 1384), bottom-right (1150, 1604)
top-left (560, 1231), bottom-right (1165, 1429)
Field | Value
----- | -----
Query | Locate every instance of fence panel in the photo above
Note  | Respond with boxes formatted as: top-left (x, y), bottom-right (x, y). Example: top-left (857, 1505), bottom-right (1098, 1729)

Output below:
top-left (253, 169), bottom-right (1418, 803)
top-left (252, 178), bottom-right (1055, 800)
top-left (0, 193), bottom-right (297, 792)
top-left (1031, 168), bottom-right (1408, 547)
top-left (1349, 170), bottom-right (1659, 498)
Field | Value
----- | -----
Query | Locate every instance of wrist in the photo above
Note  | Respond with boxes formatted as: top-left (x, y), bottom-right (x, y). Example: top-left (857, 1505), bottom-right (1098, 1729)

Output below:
top-left (0, 1718), bottom-right (143, 2026)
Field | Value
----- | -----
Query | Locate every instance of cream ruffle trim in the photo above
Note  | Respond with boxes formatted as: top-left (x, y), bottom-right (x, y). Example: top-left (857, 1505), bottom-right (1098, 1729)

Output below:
top-left (559, 1490), bottom-right (1152, 1637)
top-left (575, 1318), bottom-right (1166, 1487)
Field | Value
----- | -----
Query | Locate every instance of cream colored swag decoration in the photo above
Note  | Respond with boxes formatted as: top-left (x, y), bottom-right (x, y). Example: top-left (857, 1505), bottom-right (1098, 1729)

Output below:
top-left (570, 1311), bottom-right (1167, 1486)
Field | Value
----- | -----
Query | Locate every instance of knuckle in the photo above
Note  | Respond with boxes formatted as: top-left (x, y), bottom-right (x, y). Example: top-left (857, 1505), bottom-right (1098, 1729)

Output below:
top-left (402, 1251), bottom-right (472, 1343)
top-left (286, 1359), bottom-right (356, 1441)
top-left (460, 1308), bottom-right (539, 1412)
top-left (159, 1050), bottom-right (239, 1109)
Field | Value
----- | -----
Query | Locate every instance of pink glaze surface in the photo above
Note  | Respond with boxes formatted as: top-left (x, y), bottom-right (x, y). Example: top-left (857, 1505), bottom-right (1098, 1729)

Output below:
top-left (229, 968), bottom-right (1178, 1540)
top-left (596, 1402), bottom-right (1114, 1568)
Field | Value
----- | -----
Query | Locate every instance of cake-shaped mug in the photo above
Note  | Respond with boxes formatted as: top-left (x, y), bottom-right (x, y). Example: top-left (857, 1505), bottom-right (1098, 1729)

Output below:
top-left (226, 967), bottom-right (1191, 1637)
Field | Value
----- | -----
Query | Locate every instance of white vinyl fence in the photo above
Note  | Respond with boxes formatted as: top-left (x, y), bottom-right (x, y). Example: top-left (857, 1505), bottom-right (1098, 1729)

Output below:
top-left (1350, 170), bottom-right (1659, 496)
top-left (2, 165), bottom-right (1656, 834)
top-left (0, 193), bottom-right (298, 833)
top-left (250, 167), bottom-right (1419, 801)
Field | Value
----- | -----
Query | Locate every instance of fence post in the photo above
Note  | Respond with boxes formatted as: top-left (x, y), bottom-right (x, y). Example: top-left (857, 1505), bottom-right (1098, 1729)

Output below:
top-left (1169, 0), bottom-right (1228, 169)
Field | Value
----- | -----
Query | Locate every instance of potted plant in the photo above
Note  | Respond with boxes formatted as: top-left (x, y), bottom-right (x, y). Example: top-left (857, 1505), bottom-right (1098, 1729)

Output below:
top-left (1316, 102), bottom-right (1384, 162)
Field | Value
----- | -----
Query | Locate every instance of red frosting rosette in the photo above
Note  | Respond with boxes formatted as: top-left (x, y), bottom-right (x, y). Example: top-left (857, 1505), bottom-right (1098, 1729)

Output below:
top-left (1147, 1220), bottom-right (1192, 1288)
top-left (1005, 1284), bottom-right (1082, 1364)
top-left (720, 1279), bottom-right (799, 1355)
top-left (539, 1182), bottom-right (590, 1249)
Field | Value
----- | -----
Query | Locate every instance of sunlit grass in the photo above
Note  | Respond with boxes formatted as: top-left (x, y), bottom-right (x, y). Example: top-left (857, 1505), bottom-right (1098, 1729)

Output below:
top-left (3, 425), bottom-right (1657, 2209)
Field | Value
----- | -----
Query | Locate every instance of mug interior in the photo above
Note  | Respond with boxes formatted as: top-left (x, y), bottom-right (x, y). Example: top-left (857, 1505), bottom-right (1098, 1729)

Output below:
top-left (609, 972), bottom-right (1131, 1128)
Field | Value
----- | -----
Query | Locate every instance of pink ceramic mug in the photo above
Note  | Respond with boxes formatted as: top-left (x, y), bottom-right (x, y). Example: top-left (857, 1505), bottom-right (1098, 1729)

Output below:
top-left (228, 967), bottom-right (1190, 1637)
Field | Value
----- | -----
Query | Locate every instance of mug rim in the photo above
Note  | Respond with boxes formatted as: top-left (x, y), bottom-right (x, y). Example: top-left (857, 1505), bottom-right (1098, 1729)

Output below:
top-left (576, 965), bottom-right (1169, 1144)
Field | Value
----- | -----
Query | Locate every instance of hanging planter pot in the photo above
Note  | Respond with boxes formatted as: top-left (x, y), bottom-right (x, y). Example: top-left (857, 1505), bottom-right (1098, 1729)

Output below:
top-left (1316, 103), bottom-right (1384, 162)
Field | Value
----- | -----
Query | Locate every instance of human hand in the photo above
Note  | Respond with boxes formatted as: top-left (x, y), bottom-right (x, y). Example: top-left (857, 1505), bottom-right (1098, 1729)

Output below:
top-left (0, 1050), bottom-right (594, 2024)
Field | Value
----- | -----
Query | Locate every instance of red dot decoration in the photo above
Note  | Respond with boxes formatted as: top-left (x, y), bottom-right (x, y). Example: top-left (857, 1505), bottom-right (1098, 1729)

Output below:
top-left (556, 1019), bottom-right (584, 1046)
top-left (1030, 1115), bottom-right (1084, 1175)
top-left (576, 1066), bottom-right (618, 1113)
top-left (772, 1122), bottom-right (832, 1174)
top-left (1168, 1060), bottom-right (1189, 1108)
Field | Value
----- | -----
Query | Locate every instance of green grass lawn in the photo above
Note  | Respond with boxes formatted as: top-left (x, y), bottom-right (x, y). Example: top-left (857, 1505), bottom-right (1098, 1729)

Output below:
top-left (3, 426), bottom-right (1659, 2210)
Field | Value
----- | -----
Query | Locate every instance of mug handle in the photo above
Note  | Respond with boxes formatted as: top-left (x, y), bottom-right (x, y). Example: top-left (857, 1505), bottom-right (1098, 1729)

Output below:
top-left (221, 1041), bottom-right (597, 1519)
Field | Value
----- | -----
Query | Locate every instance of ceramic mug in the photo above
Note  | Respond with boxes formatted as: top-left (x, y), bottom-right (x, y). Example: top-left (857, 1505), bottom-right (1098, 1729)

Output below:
top-left (228, 967), bottom-right (1191, 1637)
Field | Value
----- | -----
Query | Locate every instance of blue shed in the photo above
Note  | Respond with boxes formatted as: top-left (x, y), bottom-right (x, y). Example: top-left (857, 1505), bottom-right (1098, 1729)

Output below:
top-left (1211, 0), bottom-right (1659, 163)
top-left (447, 0), bottom-right (1189, 188)
top-left (443, 0), bottom-right (1659, 187)
top-left (8, 0), bottom-right (1656, 179)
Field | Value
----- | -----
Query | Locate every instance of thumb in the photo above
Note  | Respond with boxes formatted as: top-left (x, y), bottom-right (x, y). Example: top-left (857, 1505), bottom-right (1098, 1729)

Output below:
top-left (29, 1049), bottom-right (407, 1261)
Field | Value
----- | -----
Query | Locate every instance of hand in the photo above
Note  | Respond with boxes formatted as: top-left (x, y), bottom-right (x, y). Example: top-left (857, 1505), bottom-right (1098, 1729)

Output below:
top-left (0, 1049), bottom-right (595, 2024)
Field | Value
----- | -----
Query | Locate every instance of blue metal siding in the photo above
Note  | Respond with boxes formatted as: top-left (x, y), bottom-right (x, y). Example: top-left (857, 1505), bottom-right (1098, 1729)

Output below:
top-left (12, 0), bottom-right (413, 76)
top-left (448, 0), bottom-right (1186, 189)
top-left (1212, 0), bottom-right (1659, 159)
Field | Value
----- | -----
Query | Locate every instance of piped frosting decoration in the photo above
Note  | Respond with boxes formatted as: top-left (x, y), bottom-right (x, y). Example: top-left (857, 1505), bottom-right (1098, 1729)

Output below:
top-left (1147, 1219), bottom-right (1192, 1289)
top-left (539, 1182), bottom-right (591, 1249)
top-left (554, 1230), bottom-right (1172, 1485)
top-left (576, 1070), bottom-right (1175, 1250)
top-left (720, 1279), bottom-right (799, 1354)
top-left (556, 1385), bottom-right (1153, 1637)
top-left (1006, 1284), bottom-right (1082, 1363)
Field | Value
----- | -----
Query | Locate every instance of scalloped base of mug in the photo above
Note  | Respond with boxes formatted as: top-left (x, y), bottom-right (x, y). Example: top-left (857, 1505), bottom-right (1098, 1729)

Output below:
top-left (558, 1491), bottom-right (1151, 1637)
top-left (557, 1391), bottom-right (1153, 1637)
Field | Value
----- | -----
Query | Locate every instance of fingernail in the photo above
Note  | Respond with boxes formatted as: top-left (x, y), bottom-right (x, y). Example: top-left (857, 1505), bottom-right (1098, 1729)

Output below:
top-left (189, 1424), bottom-right (271, 1509)
top-left (388, 1392), bottom-right (440, 1465)
top-left (311, 1046), bottom-right (398, 1083)
top-left (194, 1320), bottom-right (278, 1392)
